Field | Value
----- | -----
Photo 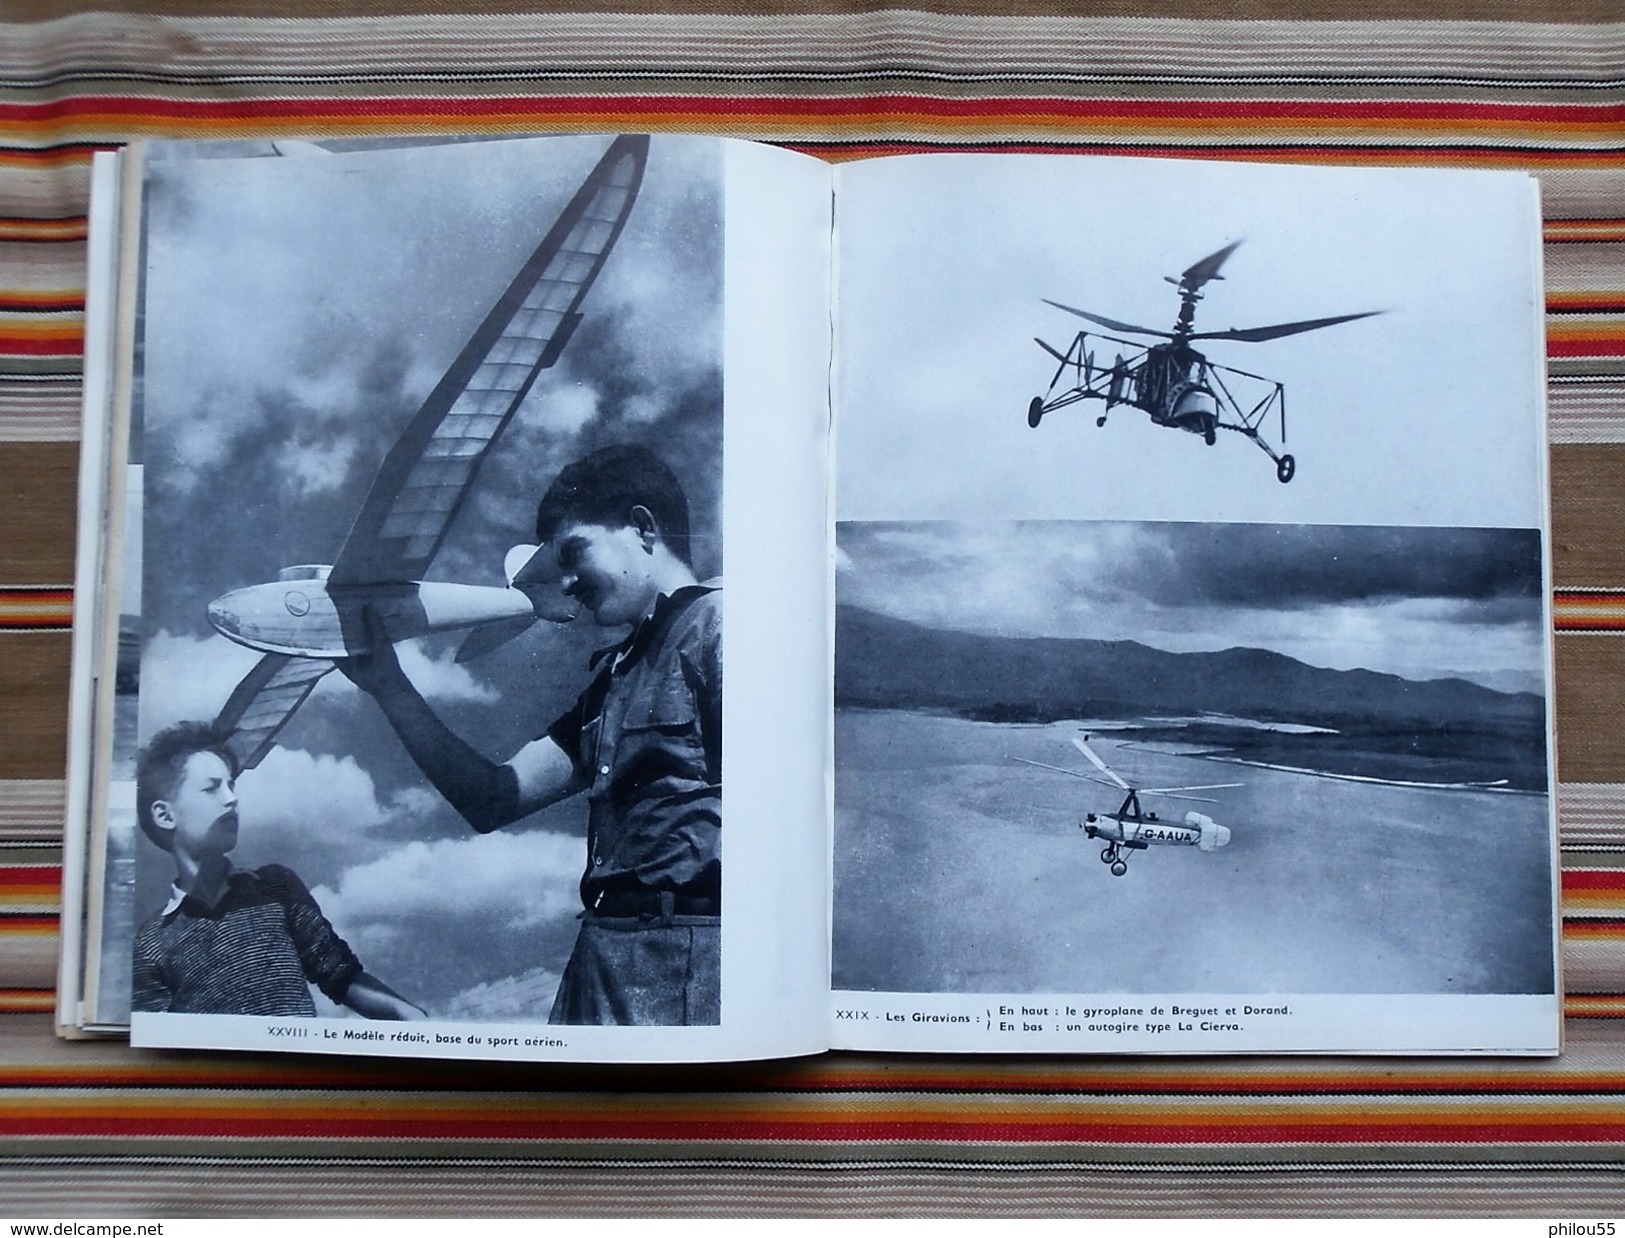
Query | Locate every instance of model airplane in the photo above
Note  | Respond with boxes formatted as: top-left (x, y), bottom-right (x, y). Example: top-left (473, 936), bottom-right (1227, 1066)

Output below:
top-left (205, 134), bottom-right (649, 767)
top-left (1025, 241), bottom-right (1380, 482)
top-left (1015, 735), bottom-right (1240, 876)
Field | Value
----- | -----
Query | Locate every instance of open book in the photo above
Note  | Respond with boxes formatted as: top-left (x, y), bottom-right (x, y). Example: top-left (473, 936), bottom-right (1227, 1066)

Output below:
top-left (59, 133), bottom-right (1560, 1062)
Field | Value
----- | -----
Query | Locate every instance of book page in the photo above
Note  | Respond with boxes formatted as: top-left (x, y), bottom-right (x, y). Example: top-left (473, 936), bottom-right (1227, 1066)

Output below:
top-left (120, 134), bottom-right (831, 1062)
top-left (829, 152), bottom-right (1558, 1054)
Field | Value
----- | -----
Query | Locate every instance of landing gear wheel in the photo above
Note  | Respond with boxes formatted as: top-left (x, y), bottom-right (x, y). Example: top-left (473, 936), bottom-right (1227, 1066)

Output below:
top-left (1101, 847), bottom-right (1115, 864)
top-left (1027, 397), bottom-right (1045, 428)
top-left (1276, 454), bottom-right (1296, 484)
top-left (1110, 860), bottom-right (1128, 877)
top-left (1096, 415), bottom-right (1108, 427)
top-left (1204, 426), bottom-right (1216, 446)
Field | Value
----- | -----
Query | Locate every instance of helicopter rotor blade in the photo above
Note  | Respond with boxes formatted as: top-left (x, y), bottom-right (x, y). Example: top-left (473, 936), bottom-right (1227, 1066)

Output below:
top-left (1071, 736), bottom-right (1131, 789)
top-left (1189, 310), bottom-right (1383, 344)
top-left (1043, 299), bottom-right (1174, 339)
top-left (1177, 240), bottom-right (1244, 291)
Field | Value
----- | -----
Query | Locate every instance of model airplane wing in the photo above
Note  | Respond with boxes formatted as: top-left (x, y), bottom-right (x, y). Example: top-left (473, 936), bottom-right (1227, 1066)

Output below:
top-left (327, 134), bottom-right (649, 588)
top-left (212, 136), bottom-right (647, 764)
top-left (214, 653), bottom-right (336, 770)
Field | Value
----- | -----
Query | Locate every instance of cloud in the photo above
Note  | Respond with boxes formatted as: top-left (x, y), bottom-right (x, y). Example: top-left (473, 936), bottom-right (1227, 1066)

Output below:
top-left (273, 436), bottom-right (361, 498)
top-left (239, 745), bottom-right (396, 834)
top-left (311, 828), bottom-right (583, 957)
top-left (840, 522), bottom-right (1541, 624)
top-left (1135, 524), bottom-right (1544, 609)
top-left (396, 639), bottom-right (501, 703)
top-left (137, 630), bottom-right (266, 736)
top-left (836, 520), bottom-right (1547, 684)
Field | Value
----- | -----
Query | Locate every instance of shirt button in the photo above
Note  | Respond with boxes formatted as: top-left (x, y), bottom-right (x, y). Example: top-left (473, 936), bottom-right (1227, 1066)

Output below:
top-left (593, 857), bottom-right (604, 866)
top-left (599, 765), bottom-right (610, 775)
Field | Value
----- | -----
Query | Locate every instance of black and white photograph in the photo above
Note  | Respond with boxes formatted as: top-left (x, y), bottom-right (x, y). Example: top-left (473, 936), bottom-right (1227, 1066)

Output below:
top-left (128, 135), bottom-right (726, 1035)
top-left (825, 153), bottom-right (1554, 1053)
top-left (834, 154), bottom-right (1546, 531)
top-left (832, 519), bottom-right (1555, 999)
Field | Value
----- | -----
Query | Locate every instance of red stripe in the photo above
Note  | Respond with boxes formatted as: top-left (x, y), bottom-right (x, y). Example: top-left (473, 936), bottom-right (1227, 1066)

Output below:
top-left (1550, 338), bottom-right (1625, 358)
top-left (0, 297), bottom-right (85, 313)
top-left (1563, 871), bottom-right (1625, 892)
top-left (0, 865), bottom-right (61, 884)
top-left (0, 1051), bottom-right (1617, 1096)
top-left (0, 337), bottom-right (80, 357)
top-left (9, 93), bottom-right (1625, 125)
top-left (0, 1113), bottom-right (1619, 1142)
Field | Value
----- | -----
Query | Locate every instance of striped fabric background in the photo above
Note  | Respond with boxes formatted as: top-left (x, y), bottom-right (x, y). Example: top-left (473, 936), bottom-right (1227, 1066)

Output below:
top-left (4, 5), bottom-right (1625, 1216)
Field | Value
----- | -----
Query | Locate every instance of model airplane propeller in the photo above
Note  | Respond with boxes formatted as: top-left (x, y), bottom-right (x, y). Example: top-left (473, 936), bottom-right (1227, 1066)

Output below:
top-left (1014, 734), bottom-right (1241, 877)
top-left (1025, 241), bottom-right (1381, 483)
top-left (205, 135), bottom-right (649, 768)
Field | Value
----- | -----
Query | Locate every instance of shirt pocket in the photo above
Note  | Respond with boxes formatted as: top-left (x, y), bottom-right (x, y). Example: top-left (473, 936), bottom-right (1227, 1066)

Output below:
top-left (614, 673), bottom-right (707, 792)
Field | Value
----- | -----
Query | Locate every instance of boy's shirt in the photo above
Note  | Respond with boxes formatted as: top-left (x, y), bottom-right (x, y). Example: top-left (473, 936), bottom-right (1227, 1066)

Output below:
top-left (132, 863), bottom-right (362, 1016)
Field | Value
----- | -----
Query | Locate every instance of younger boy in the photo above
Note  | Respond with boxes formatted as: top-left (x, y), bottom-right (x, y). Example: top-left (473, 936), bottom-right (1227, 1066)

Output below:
top-left (131, 721), bottom-right (423, 1019)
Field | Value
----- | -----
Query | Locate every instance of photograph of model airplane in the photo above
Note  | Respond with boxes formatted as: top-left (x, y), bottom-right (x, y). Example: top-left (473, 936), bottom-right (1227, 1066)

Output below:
top-left (1025, 241), bottom-right (1380, 483)
top-left (204, 134), bottom-right (648, 768)
top-left (1015, 735), bottom-right (1239, 876)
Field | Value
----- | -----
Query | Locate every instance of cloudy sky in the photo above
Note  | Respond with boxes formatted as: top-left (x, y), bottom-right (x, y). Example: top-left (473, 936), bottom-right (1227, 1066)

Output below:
top-left (132, 135), bottom-right (723, 1017)
top-left (836, 521), bottom-right (1547, 692)
top-left (834, 153), bottom-right (1546, 529)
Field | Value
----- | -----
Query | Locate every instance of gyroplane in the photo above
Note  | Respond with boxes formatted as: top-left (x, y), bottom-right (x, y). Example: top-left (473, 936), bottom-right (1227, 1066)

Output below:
top-left (204, 134), bottom-right (649, 767)
top-left (1025, 241), bottom-right (1380, 483)
top-left (1015, 735), bottom-right (1240, 877)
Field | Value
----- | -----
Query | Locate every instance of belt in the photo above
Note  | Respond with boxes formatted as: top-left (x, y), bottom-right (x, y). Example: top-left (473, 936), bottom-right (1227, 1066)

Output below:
top-left (589, 889), bottom-right (720, 920)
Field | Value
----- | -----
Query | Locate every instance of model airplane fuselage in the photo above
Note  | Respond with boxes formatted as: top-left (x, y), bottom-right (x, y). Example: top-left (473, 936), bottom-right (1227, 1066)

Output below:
top-left (207, 567), bottom-right (542, 660)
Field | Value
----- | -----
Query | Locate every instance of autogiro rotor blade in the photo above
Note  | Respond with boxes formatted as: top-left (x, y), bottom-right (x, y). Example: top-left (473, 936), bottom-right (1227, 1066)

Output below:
top-left (1011, 756), bottom-right (1120, 788)
top-left (1043, 299), bottom-right (1174, 339)
top-left (1070, 736), bottom-right (1131, 789)
top-left (1139, 783), bottom-right (1245, 795)
top-left (1189, 310), bottom-right (1382, 344)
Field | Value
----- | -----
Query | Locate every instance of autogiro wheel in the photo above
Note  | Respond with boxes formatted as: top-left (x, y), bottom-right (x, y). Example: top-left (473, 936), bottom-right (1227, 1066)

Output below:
top-left (1027, 397), bottom-right (1045, 428)
top-left (1110, 861), bottom-right (1128, 877)
top-left (1276, 454), bottom-right (1296, 483)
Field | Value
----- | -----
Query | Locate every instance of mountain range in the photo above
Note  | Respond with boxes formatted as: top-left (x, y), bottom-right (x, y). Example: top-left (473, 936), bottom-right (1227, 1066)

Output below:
top-left (835, 604), bottom-right (1544, 737)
